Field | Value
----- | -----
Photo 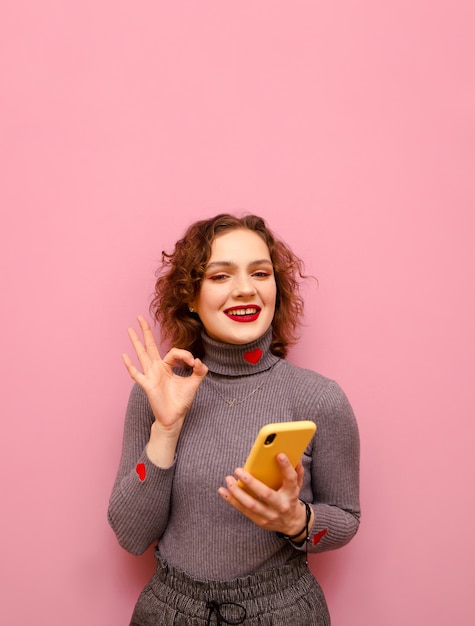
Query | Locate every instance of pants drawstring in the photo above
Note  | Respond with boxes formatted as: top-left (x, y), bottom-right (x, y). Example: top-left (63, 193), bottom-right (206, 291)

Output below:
top-left (205, 600), bottom-right (246, 625)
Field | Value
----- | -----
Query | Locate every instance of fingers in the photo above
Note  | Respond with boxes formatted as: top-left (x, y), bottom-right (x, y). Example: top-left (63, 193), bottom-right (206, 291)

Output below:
top-left (218, 455), bottom-right (303, 531)
top-left (191, 357), bottom-right (209, 378)
top-left (228, 455), bottom-right (300, 503)
top-left (125, 317), bottom-right (181, 373)
top-left (294, 460), bottom-right (305, 490)
top-left (129, 316), bottom-right (161, 365)
top-left (219, 466), bottom-right (288, 513)
top-left (162, 347), bottom-right (195, 369)
top-left (122, 317), bottom-right (208, 383)
top-left (126, 326), bottom-right (151, 372)
top-left (161, 348), bottom-right (207, 378)
top-left (121, 351), bottom-right (145, 383)
top-left (219, 471), bottom-right (301, 534)
top-left (279, 456), bottom-right (304, 492)
top-left (136, 315), bottom-right (160, 360)
top-left (218, 475), bottom-right (273, 526)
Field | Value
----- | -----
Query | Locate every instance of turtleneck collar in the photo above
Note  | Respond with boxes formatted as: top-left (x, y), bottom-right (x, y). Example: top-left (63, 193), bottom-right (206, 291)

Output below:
top-left (201, 327), bottom-right (280, 376)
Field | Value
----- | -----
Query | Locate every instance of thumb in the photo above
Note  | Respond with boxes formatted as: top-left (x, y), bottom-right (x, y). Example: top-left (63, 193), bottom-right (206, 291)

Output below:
top-left (191, 358), bottom-right (209, 379)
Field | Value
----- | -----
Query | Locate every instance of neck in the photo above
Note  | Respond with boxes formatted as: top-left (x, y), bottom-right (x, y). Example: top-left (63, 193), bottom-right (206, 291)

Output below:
top-left (201, 327), bottom-right (280, 376)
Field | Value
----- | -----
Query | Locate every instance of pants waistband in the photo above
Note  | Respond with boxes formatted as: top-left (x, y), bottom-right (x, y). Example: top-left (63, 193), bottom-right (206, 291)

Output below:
top-left (152, 547), bottom-right (310, 602)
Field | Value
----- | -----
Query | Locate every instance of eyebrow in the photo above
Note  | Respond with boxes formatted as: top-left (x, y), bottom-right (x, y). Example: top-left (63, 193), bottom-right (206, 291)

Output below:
top-left (205, 259), bottom-right (273, 270)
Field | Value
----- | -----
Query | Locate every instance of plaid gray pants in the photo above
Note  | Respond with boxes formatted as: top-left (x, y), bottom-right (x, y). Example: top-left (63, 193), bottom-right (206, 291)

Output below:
top-left (130, 550), bottom-right (330, 626)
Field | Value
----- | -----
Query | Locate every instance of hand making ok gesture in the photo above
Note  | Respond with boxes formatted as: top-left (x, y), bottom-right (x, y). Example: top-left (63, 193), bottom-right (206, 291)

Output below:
top-left (122, 316), bottom-right (208, 455)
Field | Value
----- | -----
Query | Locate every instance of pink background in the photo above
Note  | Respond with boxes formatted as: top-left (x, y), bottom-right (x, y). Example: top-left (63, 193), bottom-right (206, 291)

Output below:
top-left (1, 2), bottom-right (474, 625)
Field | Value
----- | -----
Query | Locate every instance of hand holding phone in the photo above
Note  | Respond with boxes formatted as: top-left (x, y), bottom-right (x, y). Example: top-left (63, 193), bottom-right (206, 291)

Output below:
top-left (238, 421), bottom-right (316, 493)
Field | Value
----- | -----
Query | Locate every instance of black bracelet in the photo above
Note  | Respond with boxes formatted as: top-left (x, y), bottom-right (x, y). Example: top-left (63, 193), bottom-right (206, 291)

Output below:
top-left (276, 501), bottom-right (312, 541)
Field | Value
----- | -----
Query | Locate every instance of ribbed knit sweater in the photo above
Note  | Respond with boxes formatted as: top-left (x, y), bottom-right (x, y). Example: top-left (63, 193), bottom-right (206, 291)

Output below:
top-left (108, 328), bottom-right (360, 580)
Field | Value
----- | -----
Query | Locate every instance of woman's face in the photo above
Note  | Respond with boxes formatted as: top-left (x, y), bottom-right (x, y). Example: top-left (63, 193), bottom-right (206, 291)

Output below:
top-left (192, 228), bottom-right (277, 345)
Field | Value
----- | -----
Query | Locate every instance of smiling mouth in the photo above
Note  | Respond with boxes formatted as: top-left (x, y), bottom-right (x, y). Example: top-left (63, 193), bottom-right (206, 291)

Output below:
top-left (224, 306), bottom-right (261, 322)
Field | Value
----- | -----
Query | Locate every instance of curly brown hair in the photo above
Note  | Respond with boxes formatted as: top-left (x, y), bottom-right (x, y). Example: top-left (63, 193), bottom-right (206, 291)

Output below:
top-left (150, 214), bottom-right (307, 358)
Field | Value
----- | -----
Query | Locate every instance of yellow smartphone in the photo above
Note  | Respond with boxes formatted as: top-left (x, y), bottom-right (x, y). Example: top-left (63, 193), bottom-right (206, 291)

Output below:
top-left (238, 421), bottom-right (317, 494)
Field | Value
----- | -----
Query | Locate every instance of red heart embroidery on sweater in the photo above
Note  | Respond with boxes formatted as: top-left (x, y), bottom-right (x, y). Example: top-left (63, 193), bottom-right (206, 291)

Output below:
top-left (136, 463), bottom-right (146, 481)
top-left (243, 348), bottom-right (262, 364)
top-left (312, 528), bottom-right (328, 546)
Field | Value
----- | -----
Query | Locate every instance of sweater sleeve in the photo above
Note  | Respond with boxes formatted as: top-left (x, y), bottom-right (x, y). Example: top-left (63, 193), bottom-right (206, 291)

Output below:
top-left (299, 380), bottom-right (361, 554)
top-left (107, 384), bottom-right (176, 555)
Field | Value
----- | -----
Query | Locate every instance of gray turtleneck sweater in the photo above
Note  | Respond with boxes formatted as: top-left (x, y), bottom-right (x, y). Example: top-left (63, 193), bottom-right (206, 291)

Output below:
top-left (108, 329), bottom-right (360, 580)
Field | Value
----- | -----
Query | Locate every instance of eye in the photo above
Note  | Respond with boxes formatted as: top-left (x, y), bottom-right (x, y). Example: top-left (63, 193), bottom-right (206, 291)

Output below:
top-left (252, 270), bottom-right (272, 278)
top-left (208, 274), bottom-right (229, 281)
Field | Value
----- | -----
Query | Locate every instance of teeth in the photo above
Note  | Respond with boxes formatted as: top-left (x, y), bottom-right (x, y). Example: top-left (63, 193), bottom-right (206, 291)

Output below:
top-left (228, 308), bottom-right (258, 316)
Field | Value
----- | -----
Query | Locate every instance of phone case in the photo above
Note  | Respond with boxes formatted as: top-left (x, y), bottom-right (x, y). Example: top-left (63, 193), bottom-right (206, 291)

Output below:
top-left (238, 421), bottom-right (317, 493)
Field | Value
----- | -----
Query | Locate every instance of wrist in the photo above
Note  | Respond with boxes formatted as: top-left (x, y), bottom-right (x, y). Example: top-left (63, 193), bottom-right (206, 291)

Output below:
top-left (146, 421), bottom-right (181, 468)
top-left (276, 501), bottom-right (313, 543)
top-left (150, 419), bottom-right (183, 440)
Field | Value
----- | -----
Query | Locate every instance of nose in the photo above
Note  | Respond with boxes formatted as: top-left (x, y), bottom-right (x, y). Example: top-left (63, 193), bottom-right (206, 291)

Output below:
top-left (232, 273), bottom-right (257, 298)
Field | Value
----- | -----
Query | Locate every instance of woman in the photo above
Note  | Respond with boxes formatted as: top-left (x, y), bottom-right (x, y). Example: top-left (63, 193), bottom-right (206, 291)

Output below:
top-left (108, 214), bottom-right (360, 625)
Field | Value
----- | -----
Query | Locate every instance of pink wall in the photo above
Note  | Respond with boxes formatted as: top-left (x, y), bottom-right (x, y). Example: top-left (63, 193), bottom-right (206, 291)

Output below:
top-left (1, 2), bottom-right (474, 625)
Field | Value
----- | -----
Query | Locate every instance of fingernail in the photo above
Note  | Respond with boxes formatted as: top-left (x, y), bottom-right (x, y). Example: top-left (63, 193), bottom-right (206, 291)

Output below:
top-left (234, 468), bottom-right (246, 482)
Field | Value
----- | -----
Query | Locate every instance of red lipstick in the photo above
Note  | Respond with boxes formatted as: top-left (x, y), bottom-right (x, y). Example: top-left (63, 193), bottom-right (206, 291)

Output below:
top-left (224, 305), bottom-right (261, 323)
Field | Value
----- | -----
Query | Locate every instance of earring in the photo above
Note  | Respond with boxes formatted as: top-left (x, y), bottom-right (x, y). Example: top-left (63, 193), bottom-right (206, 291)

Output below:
top-left (189, 306), bottom-right (195, 313)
